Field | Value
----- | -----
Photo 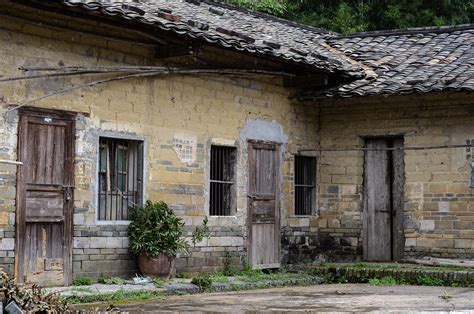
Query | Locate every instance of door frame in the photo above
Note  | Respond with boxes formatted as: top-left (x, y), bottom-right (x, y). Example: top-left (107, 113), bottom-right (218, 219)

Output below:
top-left (362, 135), bottom-right (405, 262)
top-left (15, 107), bottom-right (76, 284)
top-left (246, 140), bottom-right (281, 269)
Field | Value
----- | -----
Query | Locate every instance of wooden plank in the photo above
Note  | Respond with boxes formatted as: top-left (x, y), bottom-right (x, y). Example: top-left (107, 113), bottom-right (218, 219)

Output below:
top-left (247, 141), bottom-right (280, 269)
top-left (247, 141), bottom-right (255, 267)
top-left (45, 125), bottom-right (54, 184)
top-left (0, 160), bottom-right (22, 165)
top-left (26, 190), bottom-right (64, 219)
top-left (52, 126), bottom-right (65, 184)
top-left (36, 124), bottom-right (48, 184)
top-left (364, 139), bottom-right (392, 261)
top-left (16, 109), bottom-right (75, 286)
top-left (63, 119), bottom-right (75, 285)
top-left (391, 138), bottom-right (405, 261)
top-left (15, 114), bottom-right (29, 282)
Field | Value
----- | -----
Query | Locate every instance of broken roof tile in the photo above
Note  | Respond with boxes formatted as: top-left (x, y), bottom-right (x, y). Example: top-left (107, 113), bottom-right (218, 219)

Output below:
top-left (209, 7), bottom-right (225, 16)
top-left (40, 0), bottom-right (363, 79)
top-left (21, 1), bottom-right (473, 97)
top-left (300, 24), bottom-right (474, 99)
top-left (158, 11), bottom-right (181, 23)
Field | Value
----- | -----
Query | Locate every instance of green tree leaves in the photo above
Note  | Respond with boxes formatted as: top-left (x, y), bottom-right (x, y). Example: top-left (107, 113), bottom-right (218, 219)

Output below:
top-left (227, 0), bottom-right (474, 33)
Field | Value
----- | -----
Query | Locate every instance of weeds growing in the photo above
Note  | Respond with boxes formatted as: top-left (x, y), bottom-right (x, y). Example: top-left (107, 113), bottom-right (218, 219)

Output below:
top-left (72, 277), bottom-right (92, 286)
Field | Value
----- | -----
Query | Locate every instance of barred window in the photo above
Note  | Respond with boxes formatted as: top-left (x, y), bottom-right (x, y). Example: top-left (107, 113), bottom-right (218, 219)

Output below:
top-left (98, 137), bottom-right (143, 220)
top-left (294, 156), bottom-right (316, 215)
top-left (210, 146), bottom-right (236, 216)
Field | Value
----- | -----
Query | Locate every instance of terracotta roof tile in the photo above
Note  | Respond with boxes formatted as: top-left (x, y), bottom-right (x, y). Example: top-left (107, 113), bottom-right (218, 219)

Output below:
top-left (46, 0), bottom-right (365, 78)
top-left (303, 25), bottom-right (474, 98)
top-left (20, 1), bottom-right (474, 98)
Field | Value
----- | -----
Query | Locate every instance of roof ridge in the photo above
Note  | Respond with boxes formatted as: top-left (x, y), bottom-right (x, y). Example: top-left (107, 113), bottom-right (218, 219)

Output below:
top-left (201, 0), bottom-right (338, 36)
top-left (332, 23), bottom-right (474, 39)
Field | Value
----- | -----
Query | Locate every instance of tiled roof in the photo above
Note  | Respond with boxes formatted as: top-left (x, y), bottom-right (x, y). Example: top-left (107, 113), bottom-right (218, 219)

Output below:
top-left (32, 0), bottom-right (366, 79)
top-left (19, 1), bottom-right (474, 98)
top-left (302, 25), bottom-right (474, 99)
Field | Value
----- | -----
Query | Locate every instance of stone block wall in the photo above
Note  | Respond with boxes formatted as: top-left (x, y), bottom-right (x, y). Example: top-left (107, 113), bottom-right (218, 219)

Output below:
top-left (0, 111), bottom-right (18, 274)
top-left (2, 3), bottom-right (471, 280)
top-left (314, 93), bottom-right (474, 260)
top-left (0, 7), bottom-right (320, 279)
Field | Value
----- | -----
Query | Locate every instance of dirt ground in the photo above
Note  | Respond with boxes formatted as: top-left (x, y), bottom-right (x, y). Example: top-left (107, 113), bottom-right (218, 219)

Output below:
top-left (85, 284), bottom-right (474, 313)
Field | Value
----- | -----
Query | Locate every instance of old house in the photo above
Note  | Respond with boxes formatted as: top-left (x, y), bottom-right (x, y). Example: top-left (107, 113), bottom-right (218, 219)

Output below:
top-left (0, 0), bottom-right (472, 286)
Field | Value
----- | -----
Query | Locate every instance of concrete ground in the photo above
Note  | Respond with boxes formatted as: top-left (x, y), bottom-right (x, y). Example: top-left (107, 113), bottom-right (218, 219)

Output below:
top-left (77, 284), bottom-right (474, 313)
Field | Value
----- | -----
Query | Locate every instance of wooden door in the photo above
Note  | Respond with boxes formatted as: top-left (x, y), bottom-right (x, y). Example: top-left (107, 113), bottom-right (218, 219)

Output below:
top-left (247, 141), bottom-right (280, 269)
top-left (364, 137), bottom-right (405, 262)
top-left (16, 108), bottom-right (75, 286)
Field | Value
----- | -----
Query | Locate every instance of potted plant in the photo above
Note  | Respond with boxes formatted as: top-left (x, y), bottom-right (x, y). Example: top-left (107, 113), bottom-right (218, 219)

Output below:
top-left (128, 200), bottom-right (209, 278)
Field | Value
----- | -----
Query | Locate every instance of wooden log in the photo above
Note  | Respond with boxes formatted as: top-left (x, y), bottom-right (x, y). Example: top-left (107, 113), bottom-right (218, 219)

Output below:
top-left (0, 160), bottom-right (23, 165)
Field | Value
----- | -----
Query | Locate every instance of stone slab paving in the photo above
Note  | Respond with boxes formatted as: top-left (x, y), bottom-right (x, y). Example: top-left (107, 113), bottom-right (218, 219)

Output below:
top-left (49, 276), bottom-right (321, 298)
top-left (75, 284), bottom-right (474, 313)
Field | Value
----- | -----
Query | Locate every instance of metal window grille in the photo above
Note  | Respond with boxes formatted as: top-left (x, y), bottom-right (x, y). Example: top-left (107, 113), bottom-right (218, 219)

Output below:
top-left (295, 156), bottom-right (316, 215)
top-left (210, 146), bottom-right (236, 216)
top-left (98, 137), bottom-right (143, 220)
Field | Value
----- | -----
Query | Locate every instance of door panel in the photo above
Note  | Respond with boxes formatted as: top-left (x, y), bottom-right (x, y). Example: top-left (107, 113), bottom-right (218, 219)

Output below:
top-left (364, 139), bottom-right (392, 261)
top-left (364, 137), bottom-right (405, 262)
top-left (248, 141), bottom-right (280, 269)
top-left (391, 138), bottom-right (405, 261)
top-left (16, 108), bottom-right (75, 286)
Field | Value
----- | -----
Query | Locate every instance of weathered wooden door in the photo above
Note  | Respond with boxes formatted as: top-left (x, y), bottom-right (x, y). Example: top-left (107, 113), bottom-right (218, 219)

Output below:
top-left (16, 108), bottom-right (75, 285)
top-left (364, 137), bottom-right (404, 262)
top-left (247, 141), bottom-right (280, 269)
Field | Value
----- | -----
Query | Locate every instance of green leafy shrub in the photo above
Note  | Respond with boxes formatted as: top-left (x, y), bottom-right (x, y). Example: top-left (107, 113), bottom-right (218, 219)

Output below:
top-left (97, 274), bottom-right (125, 285)
top-left (176, 272), bottom-right (192, 279)
top-left (129, 200), bottom-right (210, 257)
top-left (72, 276), bottom-right (92, 286)
top-left (416, 275), bottom-right (445, 286)
top-left (129, 201), bottom-right (188, 257)
top-left (229, 0), bottom-right (287, 16)
top-left (153, 278), bottom-right (166, 288)
top-left (191, 273), bottom-right (213, 290)
top-left (191, 216), bottom-right (210, 247)
top-left (368, 276), bottom-right (397, 286)
top-left (223, 251), bottom-right (236, 276)
top-left (353, 262), bottom-right (369, 268)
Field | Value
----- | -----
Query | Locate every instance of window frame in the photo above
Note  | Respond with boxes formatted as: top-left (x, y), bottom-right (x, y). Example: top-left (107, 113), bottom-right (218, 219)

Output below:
top-left (294, 155), bottom-right (317, 216)
top-left (209, 145), bottom-right (237, 217)
top-left (95, 134), bottom-right (145, 225)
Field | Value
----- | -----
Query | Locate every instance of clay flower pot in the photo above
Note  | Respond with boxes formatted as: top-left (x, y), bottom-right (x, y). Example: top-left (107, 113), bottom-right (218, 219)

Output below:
top-left (138, 251), bottom-right (176, 279)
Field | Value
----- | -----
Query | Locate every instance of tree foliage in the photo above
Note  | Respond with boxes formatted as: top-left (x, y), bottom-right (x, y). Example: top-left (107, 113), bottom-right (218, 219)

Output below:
top-left (228, 0), bottom-right (474, 33)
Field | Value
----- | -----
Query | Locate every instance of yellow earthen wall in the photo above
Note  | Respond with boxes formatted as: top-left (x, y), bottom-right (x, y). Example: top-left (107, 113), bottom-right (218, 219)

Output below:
top-left (0, 12), bottom-right (319, 277)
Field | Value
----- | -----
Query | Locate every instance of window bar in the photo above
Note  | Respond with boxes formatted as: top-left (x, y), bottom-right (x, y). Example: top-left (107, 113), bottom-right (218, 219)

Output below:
top-left (124, 141), bottom-right (129, 219)
top-left (119, 140), bottom-right (123, 220)
top-left (114, 140), bottom-right (119, 221)
top-left (131, 140), bottom-right (136, 216)
top-left (99, 143), bottom-right (103, 220)
top-left (128, 141), bottom-right (134, 217)
top-left (220, 148), bottom-right (223, 215)
top-left (217, 147), bottom-right (220, 216)
top-left (137, 142), bottom-right (143, 211)
top-left (108, 139), bottom-right (112, 221)
top-left (124, 140), bottom-right (128, 219)
top-left (120, 141), bottom-right (124, 220)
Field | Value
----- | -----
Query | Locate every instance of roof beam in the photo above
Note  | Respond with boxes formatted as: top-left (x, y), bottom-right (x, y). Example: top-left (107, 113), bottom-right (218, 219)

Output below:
top-left (155, 43), bottom-right (202, 59)
top-left (283, 74), bottom-right (328, 88)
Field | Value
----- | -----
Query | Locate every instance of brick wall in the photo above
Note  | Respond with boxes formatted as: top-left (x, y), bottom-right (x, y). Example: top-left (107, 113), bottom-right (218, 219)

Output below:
top-left (0, 110), bottom-right (18, 274)
top-left (0, 7), bottom-right (319, 278)
top-left (1, 5), bottom-right (471, 281)
top-left (314, 93), bottom-right (474, 261)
